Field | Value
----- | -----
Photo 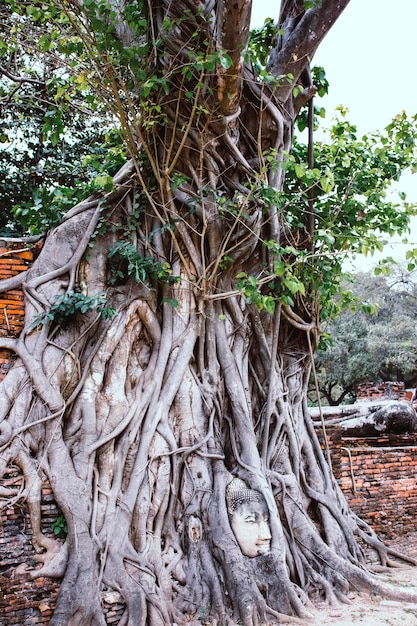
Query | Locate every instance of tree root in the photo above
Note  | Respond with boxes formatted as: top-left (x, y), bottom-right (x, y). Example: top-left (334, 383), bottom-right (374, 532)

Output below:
top-left (30, 541), bottom-right (69, 579)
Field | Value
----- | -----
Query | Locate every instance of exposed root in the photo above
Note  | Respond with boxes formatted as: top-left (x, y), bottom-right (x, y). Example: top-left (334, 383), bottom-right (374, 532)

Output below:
top-left (30, 542), bottom-right (69, 579)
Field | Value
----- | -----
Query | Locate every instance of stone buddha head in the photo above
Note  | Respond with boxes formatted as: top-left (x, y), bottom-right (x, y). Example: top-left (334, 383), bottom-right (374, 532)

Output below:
top-left (226, 477), bottom-right (271, 557)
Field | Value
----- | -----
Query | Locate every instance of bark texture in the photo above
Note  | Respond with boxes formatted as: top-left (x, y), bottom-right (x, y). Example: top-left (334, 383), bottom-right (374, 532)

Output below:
top-left (312, 400), bottom-right (417, 436)
top-left (1, 1), bottom-right (416, 625)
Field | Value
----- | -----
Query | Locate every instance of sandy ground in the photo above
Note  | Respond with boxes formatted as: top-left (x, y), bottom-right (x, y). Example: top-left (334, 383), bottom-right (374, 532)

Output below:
top-left (318, 567), bottom-right (417, 625)
top-left (283, 534), bottom-right (417, 625)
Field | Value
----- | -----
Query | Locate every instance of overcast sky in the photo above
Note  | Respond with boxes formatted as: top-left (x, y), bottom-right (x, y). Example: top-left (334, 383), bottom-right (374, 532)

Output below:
top-left (250, 1), bottom-right (417, 268)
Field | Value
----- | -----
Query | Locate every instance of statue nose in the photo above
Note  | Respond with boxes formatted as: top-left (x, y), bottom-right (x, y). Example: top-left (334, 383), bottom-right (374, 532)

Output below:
top-left (259, 521), bottom-right (271, 541)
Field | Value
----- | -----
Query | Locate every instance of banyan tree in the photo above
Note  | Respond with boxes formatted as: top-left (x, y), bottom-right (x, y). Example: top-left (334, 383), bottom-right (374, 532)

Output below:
top-left (1, 0), bottom-right (417, 624)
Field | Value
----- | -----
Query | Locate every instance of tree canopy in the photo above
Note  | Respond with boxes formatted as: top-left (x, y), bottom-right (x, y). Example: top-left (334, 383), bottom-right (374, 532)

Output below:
top-left (1, 2), bottom-right (417, 625)
top-left (0, 1), bottom-right (126, 234)
top-left (312, 268), bottom-right (417, 405)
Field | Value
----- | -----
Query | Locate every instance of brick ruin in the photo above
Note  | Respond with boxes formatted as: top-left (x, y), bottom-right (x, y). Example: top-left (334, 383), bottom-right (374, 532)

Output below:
top-left (0, 242), bottom-right (41, 384)
top-left (0, 241), bottom-right (61, 624)
top-left (0, 473), bottom-right (60, 625)
top-left (325, 381), bottom-right (417, 538)
top-left (357, 380), bottom-right (412, 403)
top-left (321, 428), bottom-right (417, 539)
top-left (1, 240), bottom-right (417, 623)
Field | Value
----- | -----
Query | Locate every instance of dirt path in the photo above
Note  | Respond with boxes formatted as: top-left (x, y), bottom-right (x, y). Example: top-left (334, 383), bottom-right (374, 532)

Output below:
top-left (286, 534), bottom-right (417, 625)
top-left (318, 566), bottom-right (417, 625)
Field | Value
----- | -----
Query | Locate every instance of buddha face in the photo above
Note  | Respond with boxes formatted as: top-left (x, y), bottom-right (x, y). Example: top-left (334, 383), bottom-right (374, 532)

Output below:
top-left (230, 498), bottom-right (272, 558)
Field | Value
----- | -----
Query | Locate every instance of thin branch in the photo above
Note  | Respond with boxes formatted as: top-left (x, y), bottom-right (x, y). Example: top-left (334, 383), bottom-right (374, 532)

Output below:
top-left (0, 64), bottom-right (45, 86)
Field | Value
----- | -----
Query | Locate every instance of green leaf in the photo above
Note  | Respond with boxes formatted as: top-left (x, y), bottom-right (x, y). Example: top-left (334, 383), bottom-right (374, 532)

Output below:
top-left (273, 261), bottom-right (286, 276)
top-left (38, 34), bottom-right (51, 52)
top-left (283, 277), bottom-right (305, 295)
top-left (320, 171), bottom-right (334, 193)
top-left (162, 298), bottom-right (179, 308)
top-left (294, 163), bottom-right (305, 178)
top-left (93, 175), bottom-right (114, 192)
top-left (219, 53), bottom-right (233, 69)
top-left (263, 296), bottom-right (275, 314)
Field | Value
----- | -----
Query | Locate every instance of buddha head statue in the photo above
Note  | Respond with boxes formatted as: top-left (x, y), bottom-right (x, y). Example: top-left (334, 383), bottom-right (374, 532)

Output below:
top-left (226, 477), bottom-right (271, 557)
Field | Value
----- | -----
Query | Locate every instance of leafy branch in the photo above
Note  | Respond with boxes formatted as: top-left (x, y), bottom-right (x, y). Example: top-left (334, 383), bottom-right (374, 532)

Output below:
top-left (30, 290), bottom-right (117, 328)
top-left (108, 241), bottom-right (180, 286)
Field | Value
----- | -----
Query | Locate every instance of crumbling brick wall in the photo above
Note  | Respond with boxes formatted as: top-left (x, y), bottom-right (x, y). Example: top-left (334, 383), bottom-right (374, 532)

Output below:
top-left (0, 240), bottom-right (61, 625)
top-left (320, 423), bottom-right (417, 539)
top-left (0, 241), bottom-right (42, 382)
top-left (356, 380), bottom-right (409, 401)
top-left (339, 437), bottom-right (417, 538)
top-left (0, 471), bottom-right (60, 624)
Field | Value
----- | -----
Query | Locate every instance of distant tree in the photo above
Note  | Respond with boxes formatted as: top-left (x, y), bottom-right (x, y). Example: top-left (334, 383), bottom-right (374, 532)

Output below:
top-left (0, 3), bottom-right (124, 235)
top-left (312, 269), bottom-right (417, 405)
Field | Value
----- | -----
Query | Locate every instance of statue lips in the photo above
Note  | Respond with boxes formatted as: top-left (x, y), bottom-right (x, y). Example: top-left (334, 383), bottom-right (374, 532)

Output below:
top-left (256, 541), bottom-right (271, 556)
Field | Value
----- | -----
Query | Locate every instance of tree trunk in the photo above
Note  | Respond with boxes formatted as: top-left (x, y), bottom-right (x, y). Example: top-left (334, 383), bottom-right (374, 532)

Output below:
top-left (312, 400), bottom-right (417, 436)
top-left (1, 1), bottom-right (416, 624)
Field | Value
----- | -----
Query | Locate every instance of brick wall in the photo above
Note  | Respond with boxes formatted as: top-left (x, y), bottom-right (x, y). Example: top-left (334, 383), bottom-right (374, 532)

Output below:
top-left (357, 381), bottom-right (410, 402)
top-left (0, 240), bottom-right (60, 625)
top-left (0, 241), bottom-right (41, 382)
top-left (0, 471), bottom-right (60, 625)
top-left (320, 425), bottom-right (417, 539)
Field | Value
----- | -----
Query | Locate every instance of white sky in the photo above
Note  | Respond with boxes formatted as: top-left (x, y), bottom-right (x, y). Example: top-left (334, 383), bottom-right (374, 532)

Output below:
top-left (250, 0), bottom-right (417, 269)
